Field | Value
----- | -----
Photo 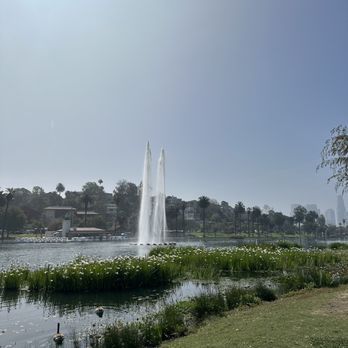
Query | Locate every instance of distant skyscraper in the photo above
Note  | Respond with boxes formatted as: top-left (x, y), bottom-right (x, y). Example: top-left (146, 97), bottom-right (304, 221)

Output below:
top-left (325, 209), bottom-right (336, 226)
top-left (291, 204), bottom-right (300, 216)
top-left (336, 195), bottom-right (347, 225)
top-left (305, 204), bottom-right (320, 215)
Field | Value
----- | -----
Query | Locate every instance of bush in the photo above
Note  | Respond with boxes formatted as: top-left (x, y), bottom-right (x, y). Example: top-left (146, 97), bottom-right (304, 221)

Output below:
top-left (329, 242), bottom-right (348, 250)
top-left (158, 304), bottom-right (187, 339)
top-left (276, 241), bottom-right (301, 249)
top-left (255, 283), bottom-right (277, 301)
top-left (279, 269), bottom-right (337, 293)
top-left (225, 287), bottom-right (244, 310)
top-left (192, 292), bottom-right (226, 319)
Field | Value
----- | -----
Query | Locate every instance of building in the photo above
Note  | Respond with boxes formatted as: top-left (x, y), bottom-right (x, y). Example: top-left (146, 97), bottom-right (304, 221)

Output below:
top-left (64, 227), bottom-right (107, 238)
top-left (106, 203), bottom-right (117, 215)
top-left (337, 195), bottom-right (347, 225)
top-left (44, 206), bottom-right (76, 226)
top-left (324, 209), bottom-right (336, 226)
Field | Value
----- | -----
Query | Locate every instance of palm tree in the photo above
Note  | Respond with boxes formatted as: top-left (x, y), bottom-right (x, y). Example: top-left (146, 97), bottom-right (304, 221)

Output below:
top-left (56, 183), bottom-right (65, 197)
top-left (81, 193), bottom-right (92, 227)
top-left (198, 196), bottom-right (210, 239)
top-left (1, 188), bottom-right (15, 242)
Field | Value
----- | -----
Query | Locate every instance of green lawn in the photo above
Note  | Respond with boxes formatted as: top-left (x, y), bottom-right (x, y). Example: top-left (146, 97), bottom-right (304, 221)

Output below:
top-left (163, 285), bottom-right (348, 348)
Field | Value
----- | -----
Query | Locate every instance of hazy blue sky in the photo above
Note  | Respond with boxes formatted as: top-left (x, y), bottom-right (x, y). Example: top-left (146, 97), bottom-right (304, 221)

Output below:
top-left (1, 0), bottom-right (347, 215)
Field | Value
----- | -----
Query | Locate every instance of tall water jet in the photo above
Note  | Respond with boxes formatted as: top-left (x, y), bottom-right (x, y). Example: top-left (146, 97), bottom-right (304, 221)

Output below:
top-left (152, 148), bottom-right (167, 243)
top-left (138, 142), bottom-right (152, 244)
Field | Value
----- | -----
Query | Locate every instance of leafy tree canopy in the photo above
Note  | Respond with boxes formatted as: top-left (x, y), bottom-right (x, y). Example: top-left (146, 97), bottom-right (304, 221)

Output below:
top-left (318, 125), bottom-right (348, 193)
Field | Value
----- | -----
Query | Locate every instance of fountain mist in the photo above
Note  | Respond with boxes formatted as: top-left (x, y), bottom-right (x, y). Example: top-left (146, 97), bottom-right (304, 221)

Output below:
top-left (138, 144), bottom-right (167, 244)
top-left (138, 142), bottom-right (152, 244)
top-left (152, 148), bottom-right (167, 243)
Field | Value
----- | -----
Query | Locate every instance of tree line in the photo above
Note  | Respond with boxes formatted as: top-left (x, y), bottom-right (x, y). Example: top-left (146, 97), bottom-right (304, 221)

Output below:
top-left (0, 182), bottom-right (346, 241)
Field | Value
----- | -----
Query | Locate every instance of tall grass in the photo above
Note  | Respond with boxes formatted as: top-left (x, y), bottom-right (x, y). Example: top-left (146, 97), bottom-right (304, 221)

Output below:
top-left (149, 246), bottom-right (340, 278)
top-left (0, 255), bottom-right (178, 293)
top-left (102, 285), bottom-right (263, 347)
top-left (0, 267), bottom-right (29, 291)
top-left (0, 246), bottom-right (342, 293)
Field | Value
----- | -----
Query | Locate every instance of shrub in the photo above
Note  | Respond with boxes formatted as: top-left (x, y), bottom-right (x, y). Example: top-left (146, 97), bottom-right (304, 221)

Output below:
top-left (158, 304), bottom-right (187, 339)
top-left (192, 292), bottom-right (226, 319)
top-left (279, 269), bottom-right (337, 293)
top-left (329, 242), bottom-right (348, 250)
top-left (276, 241), bottom-right (302, 249)
top-left (255, 283), bottom-right (277, 301)
top-left (225, 287), bottom-right (244, 310)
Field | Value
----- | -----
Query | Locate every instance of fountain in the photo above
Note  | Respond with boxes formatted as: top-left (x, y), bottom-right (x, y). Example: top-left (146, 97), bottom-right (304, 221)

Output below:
top-left (138, 142), bottom-right (152, 244)
top-left (138, 143), bottom-right (167, 244)
top-left (152, 148), bottom-right (167, 243)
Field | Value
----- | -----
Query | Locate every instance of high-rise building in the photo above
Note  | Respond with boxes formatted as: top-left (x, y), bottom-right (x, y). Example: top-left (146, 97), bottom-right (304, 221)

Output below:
top-left (336, 195), bottom-right (347, 225)
top-left (324, 209), bottom-right (336, 226)
top-left (305, 204), bottom-right (320, 215)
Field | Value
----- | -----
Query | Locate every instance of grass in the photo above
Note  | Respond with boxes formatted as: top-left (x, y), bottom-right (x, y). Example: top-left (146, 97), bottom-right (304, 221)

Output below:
top-left (163, 285), bottom-right (348, 348)
top-left (149, 245), bottom-right (340, 278)
top-left (101, 286), bottom-right (263, 347)
top-left (0, 245), bottom-right (343, 292)
top-left (0, 254), bottom-right (178, 292)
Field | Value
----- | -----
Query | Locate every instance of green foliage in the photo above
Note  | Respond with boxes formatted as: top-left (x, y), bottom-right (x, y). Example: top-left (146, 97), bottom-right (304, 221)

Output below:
top-left (318, 125), bottom-right (348, 193)
top-left (278, 269), bottom-right (336, 292)
top-left (0, 207), bottom-right (26, 232)
top-left (192, 292), bottom-right (226, 319)
top-left (276, 241), bottom-right (302, 249)
top-left (25, 255), bottom-right (176, 293)
top-left (329, 242), bottom-right (348, 250)
top-left (1, 267), bottom-right (29, 290)
top-left (255, 283), bottom-right (277, 301)
top-left (158, 304), bottom-right (188, 339)
top-left (225, 287), bottom-right (243, 309)
top-left (149, 246), bottom-right (340, 278)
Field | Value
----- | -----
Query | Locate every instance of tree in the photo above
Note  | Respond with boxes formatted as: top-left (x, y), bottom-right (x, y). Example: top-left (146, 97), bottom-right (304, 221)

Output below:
top-left (0, 190), bottom-right (5, 209)
top-left (318, 125), bottom-right (348, 193)
top-left (32, 186), bottom-right (45, 195)
top-left (198, 196), bottom-right (210, 239)
top-left (251, 206), bottom-right (261, 236)
top-left (181, 201), bottom-right (187, 237)
top-left (293, 205), bottom-right (307, 243)
top-left (0, 207), bottom-right (26, 234)
top-left (246, 207), bottom-right (252, 236)
top-left (273, 212), bottom-right (286, 237)
top-left (234, 202), bottom-right (245, 234)
top-left (56, 183), bottom-right (65, 197)
top-left (81, 193), bottom-right (92, 227)
top-left (1, 188), bottom-right (15, 241)
top-left (259, 213), bottom-right (270, 234)
top-left (113, 180), bottom-right (139, 234)
top-left (82, 182), bottom-right (106, 214)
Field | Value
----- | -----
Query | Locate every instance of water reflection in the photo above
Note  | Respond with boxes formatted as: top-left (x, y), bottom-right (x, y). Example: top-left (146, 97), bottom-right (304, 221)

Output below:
top-left (0, 281), bottom-right (217, 347)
